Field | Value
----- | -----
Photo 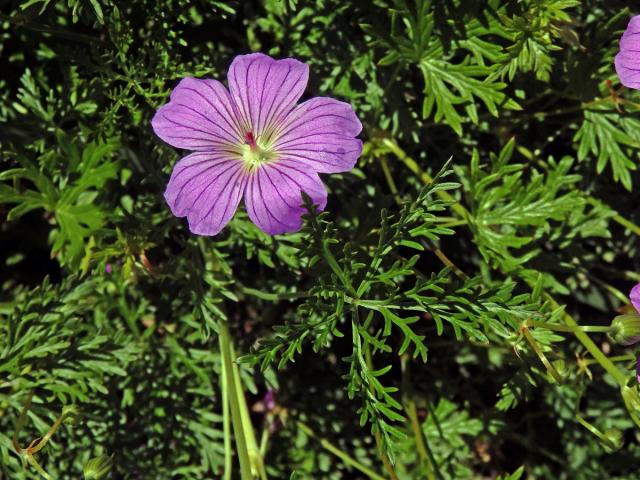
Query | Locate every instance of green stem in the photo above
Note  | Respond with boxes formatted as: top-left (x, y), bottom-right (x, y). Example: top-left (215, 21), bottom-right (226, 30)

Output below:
top-left (259, 419), bottom-right (270, 458)
top-left (584, 354), bottom-right (636, 366)
top-left (12, 392), bottom-right (77, 479)
top-left (575, 415), bottom-right (618, 450)
top-left (528, 320), bottom-right (612, 334)
top-left (220, 334), bottom-right (232, 480)
top-left (219, 321), bottom-right (253, 480)
top-left (379, 155), bottom-right (400, 198)
top-left (240, 286), bottom-right (309, 302)
top-left (29, 408), bottom-right (73, 454)
top-left (426, 242), bottom-right (468, 279)
top-left (201, 238), bottom-right (265, 479)
top-left (612, 212), bottom-right (640, 237)
top-left (297, 421), bottom-right (386, 480)
top-left (230, 338), bottom-right (268, 480)
top-left (26, 454), bottom-right (51, 480)
top-left (12, 391), bottom-right (33, 452)
top-left (406, 401), bottom-right (436, 480)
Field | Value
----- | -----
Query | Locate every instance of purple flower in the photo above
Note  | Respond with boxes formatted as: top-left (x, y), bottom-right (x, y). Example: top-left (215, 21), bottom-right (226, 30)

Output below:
top-left (152, 53), bottom-right (363, 236)
top-left (263, 389), bottom-right (276, 411)
top-left (615, 16), bottom-right (640, 89)
top-left (631, 282), bottom-right (640, 313)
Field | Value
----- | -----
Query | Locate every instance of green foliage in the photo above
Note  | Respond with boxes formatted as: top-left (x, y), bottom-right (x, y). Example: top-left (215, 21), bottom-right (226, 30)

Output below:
top-left (0, 131), bottom-right (120, 268)
top-left (2, 0), bottom-right (640, 479)
top-left (458, 138), bottom-right (613, 291)
top-left (498, 0), bottom-right (581, 81)
top-left (575, 101), bottom-right (640, 191)
top-left (363, 0), bottom-right (521, 135)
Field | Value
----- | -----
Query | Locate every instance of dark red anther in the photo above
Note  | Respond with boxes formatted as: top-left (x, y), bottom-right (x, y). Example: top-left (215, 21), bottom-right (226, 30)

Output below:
top-left (244, 131), bottom-right (257, 149)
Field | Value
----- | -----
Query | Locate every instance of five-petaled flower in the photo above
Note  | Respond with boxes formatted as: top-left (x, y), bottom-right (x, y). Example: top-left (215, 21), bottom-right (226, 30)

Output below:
top-left (152, 53), bottom-right (363, 236)
top-left (615, 15), bottom-right (640, 90)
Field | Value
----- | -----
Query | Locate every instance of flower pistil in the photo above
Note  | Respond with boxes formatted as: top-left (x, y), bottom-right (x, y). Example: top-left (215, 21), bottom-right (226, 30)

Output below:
top-left (241, 131), bottom-right (277, 170)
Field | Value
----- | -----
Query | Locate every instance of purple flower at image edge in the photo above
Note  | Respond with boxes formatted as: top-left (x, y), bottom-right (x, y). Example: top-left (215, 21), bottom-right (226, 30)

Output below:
top-left (152, 53), bottom-right (363, 236)
top-left (631, 283), bottom-right (640, 314)
top-left (629, 283), bottom-right (640, 384)
top-left (615, 15), bottom-right (640, 90)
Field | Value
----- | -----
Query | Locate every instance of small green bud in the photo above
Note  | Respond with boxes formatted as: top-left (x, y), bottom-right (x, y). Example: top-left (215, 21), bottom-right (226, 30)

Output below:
top-left (83, 454), bottom-right (113, 479)
top-left (601, 428), bottom-right (623, 453)
top-left (609, 313), bottom-right (640, 345)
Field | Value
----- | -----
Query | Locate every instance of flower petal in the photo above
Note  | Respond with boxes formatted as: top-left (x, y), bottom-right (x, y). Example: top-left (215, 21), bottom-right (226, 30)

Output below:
top-left (272, 97), bottom-right (362, 173)
top-left (631, 283), bottom-right (640, 314)
top-left (164, 152), bottom-right (247, 236)
top-left (227, 53), bottom-right (309, 137)
top-left (244, 159), bottom-right (327, 235)
top-left (152, 77), bottom-right (244, 151)
top-left (615, 16), bottom-right (640, 89)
